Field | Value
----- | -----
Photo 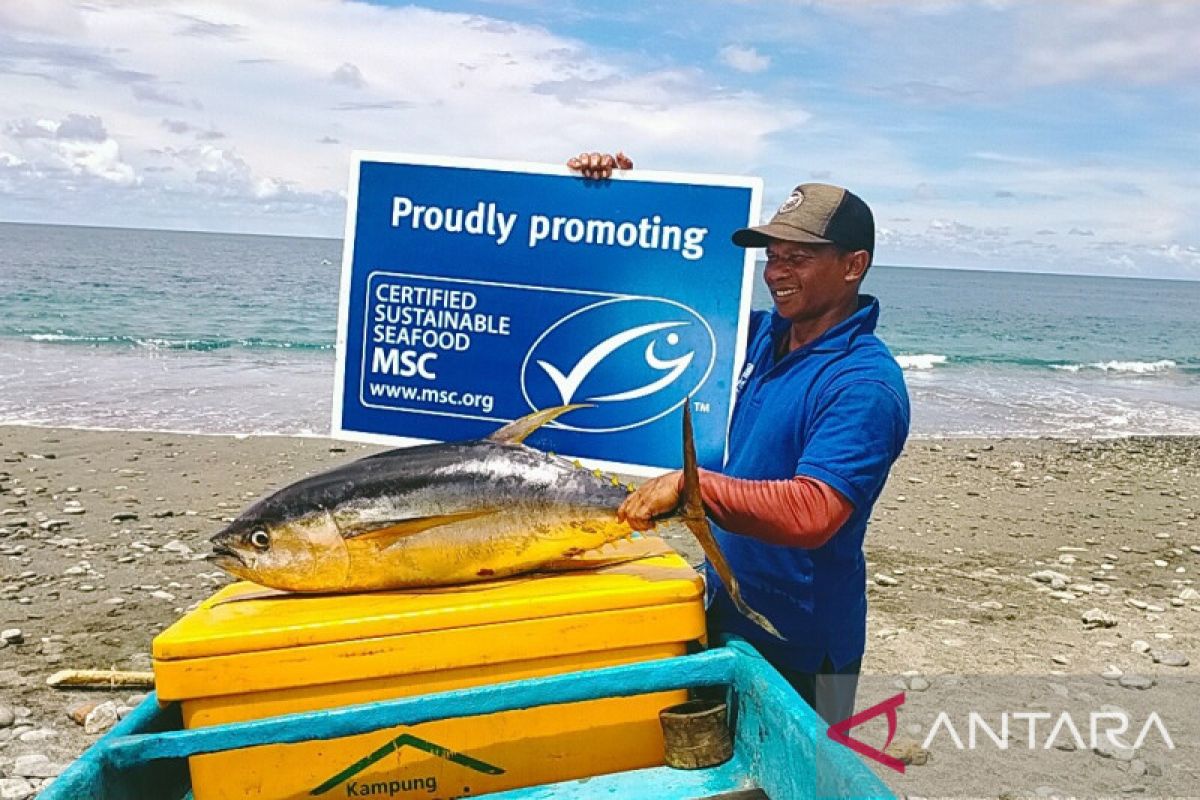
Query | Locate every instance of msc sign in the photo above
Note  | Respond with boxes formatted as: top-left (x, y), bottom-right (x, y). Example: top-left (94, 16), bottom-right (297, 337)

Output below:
top-left (332, 152), bottom-right (762, 474)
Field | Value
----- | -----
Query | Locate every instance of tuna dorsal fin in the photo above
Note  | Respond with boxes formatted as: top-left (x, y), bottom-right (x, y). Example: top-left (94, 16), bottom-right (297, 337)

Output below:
top-left (487, 404), bottom-right (590, 445)
top-left (343, 508), bottom-right (498, 545)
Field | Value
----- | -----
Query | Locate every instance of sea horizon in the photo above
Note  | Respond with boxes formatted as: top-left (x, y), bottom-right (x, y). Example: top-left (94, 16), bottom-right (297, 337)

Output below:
top-left (4, 219), bottom-right (1197, 285)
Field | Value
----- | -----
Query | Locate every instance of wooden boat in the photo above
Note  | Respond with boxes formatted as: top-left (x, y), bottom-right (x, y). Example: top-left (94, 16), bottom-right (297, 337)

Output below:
top-left (43, 639), bottom-right (893, 800)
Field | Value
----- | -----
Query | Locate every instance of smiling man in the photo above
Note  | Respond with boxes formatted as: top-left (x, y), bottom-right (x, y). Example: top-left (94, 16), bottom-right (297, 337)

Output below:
top-left (573, 154), bottom-right (911, 724)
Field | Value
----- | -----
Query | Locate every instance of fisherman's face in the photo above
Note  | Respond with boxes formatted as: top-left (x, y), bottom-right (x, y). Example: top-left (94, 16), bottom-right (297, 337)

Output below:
top-left (763, 240), bottom-right (858, 323)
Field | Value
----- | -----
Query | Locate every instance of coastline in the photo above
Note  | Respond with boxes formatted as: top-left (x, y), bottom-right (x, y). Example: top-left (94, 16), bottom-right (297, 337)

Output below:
top-left (2, 425), bottom-right (1198, 787)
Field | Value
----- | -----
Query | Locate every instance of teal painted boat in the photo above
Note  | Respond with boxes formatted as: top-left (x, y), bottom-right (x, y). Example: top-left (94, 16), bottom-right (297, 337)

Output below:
top-left (42, 639), bottom-right (893, 800)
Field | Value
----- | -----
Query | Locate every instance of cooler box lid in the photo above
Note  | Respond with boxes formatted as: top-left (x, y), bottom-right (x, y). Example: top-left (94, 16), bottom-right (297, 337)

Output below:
top-left (152, 540), bottom-right (704, 699)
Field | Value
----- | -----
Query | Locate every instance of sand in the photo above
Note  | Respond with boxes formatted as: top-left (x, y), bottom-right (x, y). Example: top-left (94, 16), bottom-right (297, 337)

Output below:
top-left (1, 427), bottom-right (1198, 796)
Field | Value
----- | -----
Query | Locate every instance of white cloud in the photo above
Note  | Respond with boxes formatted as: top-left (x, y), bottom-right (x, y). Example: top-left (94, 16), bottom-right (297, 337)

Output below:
top-left (1016, 1), bottom-right (1200, 85)
top-left (330, 62), bottom-right (367, 89)
top-left (719, 45), bottom-right (770, 74)
top-left (1, 113), bottom-right (136, 186)
top-left (0, 0), bottom-right (803, 233)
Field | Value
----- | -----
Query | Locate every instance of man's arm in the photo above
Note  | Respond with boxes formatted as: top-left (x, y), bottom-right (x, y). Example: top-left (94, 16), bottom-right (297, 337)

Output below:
top-left (617, 469), bottom-right (852, 548)
top-left (695, 471), bottom-right (853, 547)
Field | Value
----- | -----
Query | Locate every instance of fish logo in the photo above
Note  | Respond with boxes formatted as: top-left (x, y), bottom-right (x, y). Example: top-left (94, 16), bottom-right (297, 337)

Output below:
top-left (521, 297), bottom-right (715, 433)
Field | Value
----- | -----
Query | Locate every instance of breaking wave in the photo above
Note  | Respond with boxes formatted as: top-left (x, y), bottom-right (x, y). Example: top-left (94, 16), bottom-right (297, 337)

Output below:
top-left (25, 333), bottom-right (331, 352)
top-left (1050, 359), bottom-right (1177, 374)
top-left (896, 353), bottom-right (948, 370)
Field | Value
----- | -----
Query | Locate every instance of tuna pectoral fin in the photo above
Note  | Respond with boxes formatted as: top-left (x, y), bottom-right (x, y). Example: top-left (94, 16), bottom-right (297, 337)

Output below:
top-left (342, 508), bottom-right (498, 547)
top-left (488, 404), bottom-right (591, 445)
top-left (679, 403), bottom-right (786, 642)
top-left (540, 536), bottom-right (674, 572)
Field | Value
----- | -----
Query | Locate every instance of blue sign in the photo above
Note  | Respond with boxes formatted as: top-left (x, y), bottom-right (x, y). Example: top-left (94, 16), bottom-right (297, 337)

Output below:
top-left (332, 153), bottom-right (762, 474)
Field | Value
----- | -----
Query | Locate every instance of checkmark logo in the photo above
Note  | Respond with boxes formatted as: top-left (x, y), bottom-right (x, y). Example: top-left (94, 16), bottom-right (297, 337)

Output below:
top-left (537, 321), bottom-right (688, 404)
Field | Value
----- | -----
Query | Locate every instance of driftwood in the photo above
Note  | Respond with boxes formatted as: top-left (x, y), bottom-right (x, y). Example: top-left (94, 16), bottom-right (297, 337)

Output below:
top-left (46, 669), bottom-right (155, 690)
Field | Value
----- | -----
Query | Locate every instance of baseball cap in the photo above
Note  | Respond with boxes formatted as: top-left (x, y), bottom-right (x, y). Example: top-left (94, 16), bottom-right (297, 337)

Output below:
top-left (733, 183), bottom-right (874, 255)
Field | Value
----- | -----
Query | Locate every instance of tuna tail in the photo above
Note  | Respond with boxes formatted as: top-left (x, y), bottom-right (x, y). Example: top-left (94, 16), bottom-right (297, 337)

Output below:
top-left (678, 402), bottom-right (785, 641)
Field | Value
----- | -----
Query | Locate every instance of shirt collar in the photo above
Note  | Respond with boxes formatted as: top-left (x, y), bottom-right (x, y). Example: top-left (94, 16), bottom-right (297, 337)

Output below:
top-left (769, 294), bottom-right (880, 354)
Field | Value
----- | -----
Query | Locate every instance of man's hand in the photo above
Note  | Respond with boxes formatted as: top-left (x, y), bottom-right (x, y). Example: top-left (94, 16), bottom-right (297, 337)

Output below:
top-left (617, 470), bottom-right (683, 531)
top-left (566, 151), bottom-right (633, 180)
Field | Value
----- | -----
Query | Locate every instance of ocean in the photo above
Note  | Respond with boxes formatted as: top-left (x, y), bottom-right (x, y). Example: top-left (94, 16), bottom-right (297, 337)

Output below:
top-left (2, 221), bottom-right (1199, 438)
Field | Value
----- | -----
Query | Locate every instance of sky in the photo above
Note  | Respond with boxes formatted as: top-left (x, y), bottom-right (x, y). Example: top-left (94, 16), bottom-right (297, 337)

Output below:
top-left (1, 0), bottom-right (1198, 279)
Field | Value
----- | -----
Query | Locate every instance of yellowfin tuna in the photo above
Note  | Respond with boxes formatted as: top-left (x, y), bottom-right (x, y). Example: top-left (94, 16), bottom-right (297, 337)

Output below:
top-left (209, 404), bottom-right (782, 639)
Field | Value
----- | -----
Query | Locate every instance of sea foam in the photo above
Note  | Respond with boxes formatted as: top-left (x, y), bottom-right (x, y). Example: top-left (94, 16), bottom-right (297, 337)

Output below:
top-left (1051, 359), bottom-right (1177, 374)
top-left (896, 353), bottom-right (948, 370)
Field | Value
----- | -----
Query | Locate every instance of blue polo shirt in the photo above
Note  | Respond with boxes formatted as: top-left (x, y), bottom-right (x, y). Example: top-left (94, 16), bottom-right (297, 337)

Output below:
top-left (705, 295), bottom-right (909, 672)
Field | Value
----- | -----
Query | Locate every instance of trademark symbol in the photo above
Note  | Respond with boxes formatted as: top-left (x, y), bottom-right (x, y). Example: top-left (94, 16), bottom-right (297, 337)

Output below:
top-left (692, 401), bottom-right (711, 413)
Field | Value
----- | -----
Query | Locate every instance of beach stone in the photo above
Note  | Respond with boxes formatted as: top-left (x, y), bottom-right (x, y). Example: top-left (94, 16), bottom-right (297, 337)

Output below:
top-left (874, 573), bottom-right (899, 586)
top-left (1030, 570), bottom-right (1071, 589)
top-left (1150, 650), bottom-right (1189, 667)
top-left (1082, 608), bottom-right (1117, 629)
top-left (1179, 588), bottom-right (1200, 601)
top-left (12, 754), bottom-right (64, 778)
top-left (0, 778), bottom-right (36, 800)
top-left (1051, 655), bottom-right (1070, 666)
top-left (907, 676), bottom-right (930, 692)
top-left (0, 704), bottom-right (15, 727)
top-left (979, 600), bottom-right (1004, 610)
top-left (884, 738), bottom-right (929, 766)
top-left (1101, 665), bottom-right (1123, 679)
top-left (111, 512), bottom-right (138, 522)
top-left (84, 700), bottom-right (120, 734)
top-left (1094, 741), bottom-right (1136, 761)
top-left (1131, 640), bottom-right (1151, 654)
top-left (17, 727), bottom-right (56, 742)
top-left (1, 628), bottom-right (23, 644)
top-left (1118, 674), bottom-right (1154, 690)
top-left (67, 700), bottom-right (100, 726)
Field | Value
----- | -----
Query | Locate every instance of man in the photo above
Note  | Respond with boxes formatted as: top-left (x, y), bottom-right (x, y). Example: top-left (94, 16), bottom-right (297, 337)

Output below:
top-left (568, 152), bottom-right (910, 724)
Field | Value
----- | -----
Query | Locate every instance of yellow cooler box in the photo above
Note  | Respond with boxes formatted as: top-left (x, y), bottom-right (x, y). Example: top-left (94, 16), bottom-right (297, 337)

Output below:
top-left (152, 547), bottom-right (705, 800)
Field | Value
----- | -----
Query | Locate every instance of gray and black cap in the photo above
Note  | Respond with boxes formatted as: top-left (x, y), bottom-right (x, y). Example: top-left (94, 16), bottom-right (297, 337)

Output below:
top-left (733, 183), bottom-right (874, 256)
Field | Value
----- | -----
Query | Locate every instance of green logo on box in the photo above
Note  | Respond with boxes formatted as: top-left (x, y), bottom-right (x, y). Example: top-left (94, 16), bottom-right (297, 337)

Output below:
top-left (311, 731), bottom-right (504, 797)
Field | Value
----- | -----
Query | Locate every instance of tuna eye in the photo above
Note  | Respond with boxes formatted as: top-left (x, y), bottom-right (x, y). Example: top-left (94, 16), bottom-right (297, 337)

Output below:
top-left (249, 529), bottom-right (271, 550)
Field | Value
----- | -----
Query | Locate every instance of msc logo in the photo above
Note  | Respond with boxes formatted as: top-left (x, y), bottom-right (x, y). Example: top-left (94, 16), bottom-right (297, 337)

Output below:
top-left (520, 297), bottom-right (715, 433)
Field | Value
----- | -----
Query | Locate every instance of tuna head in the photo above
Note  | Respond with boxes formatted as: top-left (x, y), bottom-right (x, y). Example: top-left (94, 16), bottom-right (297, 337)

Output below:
top-left (209, 507), bottom-right (350, 592)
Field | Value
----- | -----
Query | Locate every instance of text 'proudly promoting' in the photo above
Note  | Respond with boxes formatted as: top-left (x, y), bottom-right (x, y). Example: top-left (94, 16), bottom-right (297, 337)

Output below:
top-left (391, 196), bottom-right (710, 261)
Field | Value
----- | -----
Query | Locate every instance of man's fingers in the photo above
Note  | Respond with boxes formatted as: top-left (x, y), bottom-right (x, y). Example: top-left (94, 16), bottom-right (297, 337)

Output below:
top-left (567, 151), bottom-right (628, 180)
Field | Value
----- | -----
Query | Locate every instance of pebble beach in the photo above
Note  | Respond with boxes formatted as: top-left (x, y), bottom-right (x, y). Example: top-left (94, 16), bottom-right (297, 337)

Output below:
top-left (2, 427), bottom-right (1198, 796)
